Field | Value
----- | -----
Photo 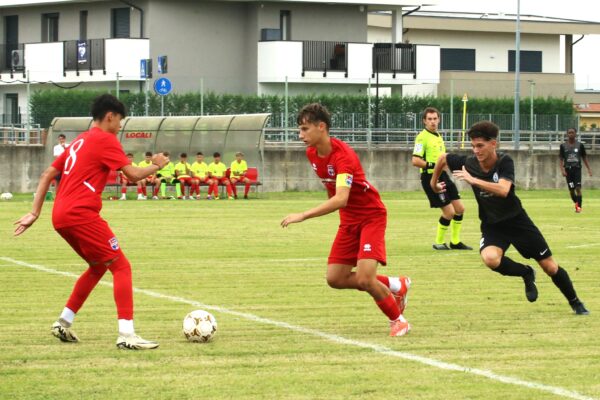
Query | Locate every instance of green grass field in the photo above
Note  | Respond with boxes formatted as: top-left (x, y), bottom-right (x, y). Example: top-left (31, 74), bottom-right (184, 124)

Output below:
top-left (1, 190), bottom-right (599, 399)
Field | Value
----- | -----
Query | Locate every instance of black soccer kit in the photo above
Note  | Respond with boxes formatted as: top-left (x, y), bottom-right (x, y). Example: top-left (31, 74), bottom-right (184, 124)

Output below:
top-left (559, 141), bottom-right (586, 189)
top-left (447, 153), bottom-right (552, 261)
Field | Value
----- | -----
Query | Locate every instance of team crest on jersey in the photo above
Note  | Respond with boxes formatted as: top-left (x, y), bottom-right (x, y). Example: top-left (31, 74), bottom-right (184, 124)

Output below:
top-left (414, 143), bottom-right (423, 153)
top-left (493, 172), bottom-right (499, 183)
top-left (327, 165), bottom-right (335, 176)
top-left (108, 237), bottom-right (120, 251)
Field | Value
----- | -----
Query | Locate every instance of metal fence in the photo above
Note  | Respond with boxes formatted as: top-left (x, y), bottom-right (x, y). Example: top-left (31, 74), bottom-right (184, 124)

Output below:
top-left (267, 112), bottom-right (580, 132)
top-left (302, 41), bottom-right (348, 76)
top-left (373, 43), bottom-right (415, 75)
top-left (0, 123), bottom-right (44, 145)
top-left (264, 127), bottom-right (600, 151)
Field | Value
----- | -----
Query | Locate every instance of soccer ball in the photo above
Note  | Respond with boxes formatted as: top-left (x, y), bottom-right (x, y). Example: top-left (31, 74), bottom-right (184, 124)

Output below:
top-left (0, 192), bottom-right (13, 200)
top-left (182, 310), bottom-right (217, 343)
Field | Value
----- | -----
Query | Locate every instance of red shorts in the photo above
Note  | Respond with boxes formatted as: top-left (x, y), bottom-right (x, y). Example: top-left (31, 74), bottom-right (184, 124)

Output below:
top-left (194, 176), bottom-right (209, 183)
top-left (56, 218), bottom-right (125, 265)
top-left (178, 176), bottom-right (193, 184)
top-left (328, 216), bottom-right (387, 266)
top-left (213, 177), bottom-right (230, 184)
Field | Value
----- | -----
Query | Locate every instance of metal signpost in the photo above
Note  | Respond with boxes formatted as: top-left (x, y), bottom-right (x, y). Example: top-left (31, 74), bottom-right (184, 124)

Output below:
top-left (154, 77), bottom-right (172, 116)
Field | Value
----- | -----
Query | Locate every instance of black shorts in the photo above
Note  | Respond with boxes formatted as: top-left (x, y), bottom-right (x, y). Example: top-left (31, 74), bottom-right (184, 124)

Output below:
top-left (479, 211), bottom-right (552, 261)
top-left (421, 171), bottom-right (460, 208)
top-left (565, 167), bottom-right (582, 189)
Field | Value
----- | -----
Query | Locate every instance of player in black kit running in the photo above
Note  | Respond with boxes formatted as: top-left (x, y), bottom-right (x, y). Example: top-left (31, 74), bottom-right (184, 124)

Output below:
top-left (430, 121), bottom-right (589, 315)
top-left (559, 128), bottom-right (593, 213)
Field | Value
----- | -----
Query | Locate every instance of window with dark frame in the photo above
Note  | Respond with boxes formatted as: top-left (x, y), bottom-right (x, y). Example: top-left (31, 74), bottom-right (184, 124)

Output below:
top-left (80, 10), bottom-right (88, 40)
top-left (508, 50), bottom-right (542, 72)
top-left (42, 12), bottom-right (59, 42)
top-left (440, 48), bottom-right (476, 71)
top-left (111, 7), bottom-right (130, 38)
top-left (280, 10), bottom-right (291, 41)
top-left (4, 15), bottom-right (18, 70)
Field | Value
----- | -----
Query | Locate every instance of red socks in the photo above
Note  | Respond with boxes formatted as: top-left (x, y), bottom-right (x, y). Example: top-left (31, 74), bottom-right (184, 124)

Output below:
top-left (376, 293), bottom-right (400, 321)
top-left (65, 255), bottom-right (134, 320)
top-left (66, 265), bottom-right (107, 313)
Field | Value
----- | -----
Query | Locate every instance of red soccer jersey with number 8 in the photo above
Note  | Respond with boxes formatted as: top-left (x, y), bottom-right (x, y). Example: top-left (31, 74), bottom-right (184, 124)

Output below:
top-left (51, 127), bottom-right (130, 229)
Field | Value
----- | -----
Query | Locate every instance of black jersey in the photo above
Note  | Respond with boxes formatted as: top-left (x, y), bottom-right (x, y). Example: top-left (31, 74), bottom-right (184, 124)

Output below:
top-left (447, 153), bottom-right (523, 224)
top-left (559, 141), bottom-right (587, 169)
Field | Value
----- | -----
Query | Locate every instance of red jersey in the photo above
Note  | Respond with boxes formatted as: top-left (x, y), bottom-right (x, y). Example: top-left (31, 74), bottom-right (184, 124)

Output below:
top-left (51, 127), bottom-right (130, 229)
top-left (306, 137), bottom-right (386, 223)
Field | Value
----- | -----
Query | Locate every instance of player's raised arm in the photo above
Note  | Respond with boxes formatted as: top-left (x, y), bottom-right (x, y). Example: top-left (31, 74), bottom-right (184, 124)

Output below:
top-left (14, 165), bottom-right (60, 236)
top-left (281, 185), bottom-right (349, 227)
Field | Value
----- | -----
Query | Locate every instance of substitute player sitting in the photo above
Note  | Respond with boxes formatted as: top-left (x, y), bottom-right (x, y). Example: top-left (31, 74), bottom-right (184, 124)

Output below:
top-left (208, 152), bottom-right (233, 200)
top-left (14, 94), bottom-right (169, 349)
top-left (230, 151), bottom-right (251, 199)
top-left (281, 103), bottom-right (411, 337)
top-left (153, 151), bottom-right (175, 199)
top-left (174, 152), bottom-right (193, 200)
top-left (431, 120), bottom-right (589, 315)
top-left (191, 152), bottom-right (210, 200)
top-left (119, 153), bottom-right (145, 201)
top-left (136, 151), bottom-right (155, 199)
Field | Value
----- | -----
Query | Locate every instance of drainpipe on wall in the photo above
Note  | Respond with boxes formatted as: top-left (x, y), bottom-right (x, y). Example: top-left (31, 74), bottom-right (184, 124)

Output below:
top-left (120, 0), bottom-right (144, 38)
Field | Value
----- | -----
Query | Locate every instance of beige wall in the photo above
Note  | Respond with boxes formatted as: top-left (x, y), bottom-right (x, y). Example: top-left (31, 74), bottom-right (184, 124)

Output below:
top-left (438, 71), bottom-right (575, 98)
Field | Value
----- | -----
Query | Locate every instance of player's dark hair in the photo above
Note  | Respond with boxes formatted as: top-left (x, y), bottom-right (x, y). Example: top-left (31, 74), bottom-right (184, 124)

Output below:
top-left (196, 152), bottom-right (203, 156)
top-left (467, 121), bottom-right (499, 140)
top-left (297, 103), bottom-right (331, 130)
top-left (213, 152), bottom-right (221, 157)
top-left (567, 127), bottom-right (577, 133)
top-left (145, 151), bottom-right (152, 157)
top-left (422, 107), bottom-right (441, 120)
top-left (126, 153), bottom-right (133, 157)
top-left (180, 152), bottom-right (187, 158)
top-left (58, 134), bottom-right (66, 139)
top-left (91, 94), bottom-right (126, 120)
top-left (163, 151), bottom-right (170, 157)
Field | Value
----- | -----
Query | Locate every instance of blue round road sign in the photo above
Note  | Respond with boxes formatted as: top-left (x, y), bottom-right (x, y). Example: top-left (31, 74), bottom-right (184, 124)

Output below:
top-left (154, 77), bottom-right (172, 96)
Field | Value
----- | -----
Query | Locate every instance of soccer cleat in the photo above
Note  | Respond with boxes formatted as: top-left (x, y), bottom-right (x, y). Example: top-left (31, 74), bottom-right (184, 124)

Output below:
top-left (450, 242), bottom-right (473, 250)
top-left (152, 196), bottom-right (159, 200)
top-left (228, 196), bottom-right (234, 200)
top-left (119, 196), bottom-right (126, 201)
top-left (51, 320), bottom-right (79, 343)
top-left (389, 318), bottom-right (411, 337)
top-left (575, 203), bottom-right (582, 213)
top-left (523, 266), bottom-right (538, 303)
top-left (214, 196), bottom-right (220, 200)
top-left (137, 194), bottom-right (146, 200)
top-left (393, 276), bottom-right (411, 315)
top-left (206, 195), bottom-right (213, 200)
top-left (432, 243), bottom-right (451, 250)
top-left (570, 300), bottom-right (590, 315)
top-left (116, 333), bottom-right (159, 350)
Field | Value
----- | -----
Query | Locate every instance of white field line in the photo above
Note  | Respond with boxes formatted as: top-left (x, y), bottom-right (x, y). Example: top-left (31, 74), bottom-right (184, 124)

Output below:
top-left (566, 243), bottom-right (600, 249)
top-left (0, 256), bottom-right (596, 400)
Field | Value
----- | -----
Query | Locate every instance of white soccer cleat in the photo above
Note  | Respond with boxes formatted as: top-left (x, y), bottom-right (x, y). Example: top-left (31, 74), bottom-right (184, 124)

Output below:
top-left (51, 320), bottom-right (79, 343)
top-left (116, 333), bottom-right (159, 350)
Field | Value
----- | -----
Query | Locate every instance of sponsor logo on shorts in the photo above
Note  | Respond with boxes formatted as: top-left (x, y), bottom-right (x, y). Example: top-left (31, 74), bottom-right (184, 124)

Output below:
top-left (327, 165), bottom-right (335, 177)
top-left (479, 237), bottom-right (485, 249)
top-left (363, 243), bottom-right (372, 252)
top-left (539, 248), bottom-right (548, 256)
top-left (108, 237), bottom-right (120, 251)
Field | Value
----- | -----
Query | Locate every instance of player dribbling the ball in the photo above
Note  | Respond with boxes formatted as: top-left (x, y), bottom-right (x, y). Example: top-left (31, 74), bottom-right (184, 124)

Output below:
top-left (14, 94), bottom-right (170, 349)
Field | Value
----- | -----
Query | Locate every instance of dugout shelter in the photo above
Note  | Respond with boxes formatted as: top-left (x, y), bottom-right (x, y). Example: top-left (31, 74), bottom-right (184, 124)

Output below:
top-left (47, 114), bottom-right (270, 177)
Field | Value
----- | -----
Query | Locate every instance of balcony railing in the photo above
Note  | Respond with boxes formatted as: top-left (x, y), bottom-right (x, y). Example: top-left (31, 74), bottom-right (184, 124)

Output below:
top-left (302, 41), bottom-right (348, 77)
top-left (372, 43), bottom-right (415, 77)
top-left (63, 39), bottom-right (106, 75)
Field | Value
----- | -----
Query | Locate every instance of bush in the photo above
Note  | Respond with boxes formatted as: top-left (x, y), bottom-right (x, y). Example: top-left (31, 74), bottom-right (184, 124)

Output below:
top-left (29, 90), bottom-right (575, 129)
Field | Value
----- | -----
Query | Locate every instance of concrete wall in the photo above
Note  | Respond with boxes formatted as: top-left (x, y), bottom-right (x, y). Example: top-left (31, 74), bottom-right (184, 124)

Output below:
top-left (4, 144), bottom-right (599, 193)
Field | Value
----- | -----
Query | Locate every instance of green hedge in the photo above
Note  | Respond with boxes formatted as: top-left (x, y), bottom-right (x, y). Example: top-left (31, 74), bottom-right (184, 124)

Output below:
top-left (30, 90), bottom-right (574, 129)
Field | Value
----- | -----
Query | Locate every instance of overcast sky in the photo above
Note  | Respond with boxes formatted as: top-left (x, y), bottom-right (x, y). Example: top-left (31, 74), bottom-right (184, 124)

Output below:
top-left (423, 0), bottom-right (600, 90)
